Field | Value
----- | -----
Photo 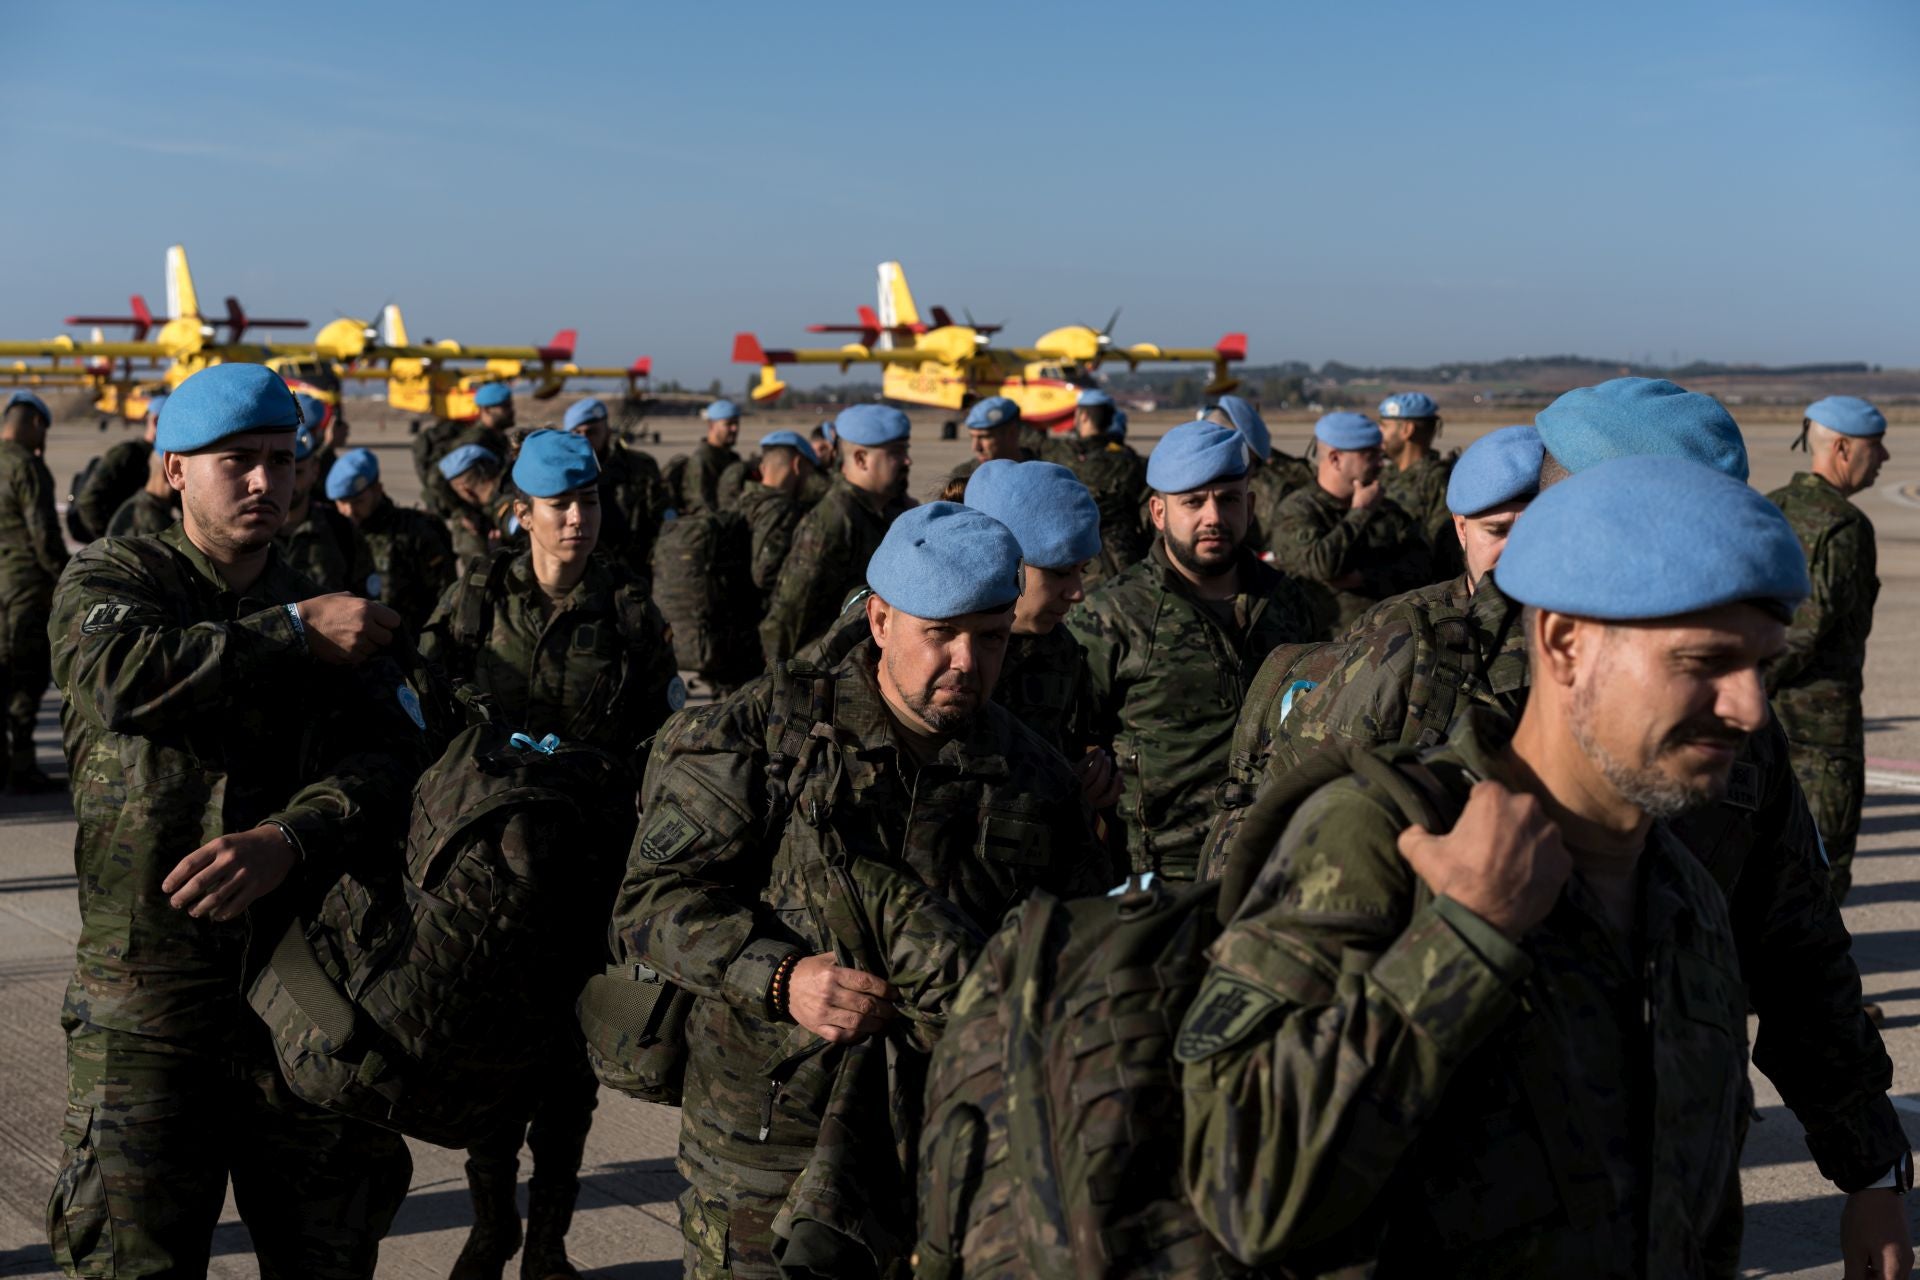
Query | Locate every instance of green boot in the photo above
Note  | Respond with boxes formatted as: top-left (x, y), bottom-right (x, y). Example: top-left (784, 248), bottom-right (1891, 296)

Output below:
top-left (449, 1159), bottom-right (523, 1280)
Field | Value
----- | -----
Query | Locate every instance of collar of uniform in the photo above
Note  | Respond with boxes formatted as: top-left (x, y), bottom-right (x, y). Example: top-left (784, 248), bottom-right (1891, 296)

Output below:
top-left (832, 639), bottom-right (1012, 780)
top-left (1791, 470), bottom-right (1844, 500)
top-left (160, 519), bottom-right (299, 603)
top-left (1146, 538), bottom-right (1281, 604)
top-left (830, 471), bottom-right (891, 519)
top-left (503, 547), bottom-right (612, 611)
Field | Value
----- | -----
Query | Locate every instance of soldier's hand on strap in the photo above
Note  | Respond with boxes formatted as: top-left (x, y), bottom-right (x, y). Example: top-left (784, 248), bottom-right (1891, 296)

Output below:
top-left (789, 953), bottom-right (900, 1045)
top-left (1397, 780), bottom-right (1569, 940)
top-left (162, 826), bottom-right (298, 922)
top-left (298, 594), bottom-right (400, 664)
top-left (1076, 748), bottom-right (1123, 810)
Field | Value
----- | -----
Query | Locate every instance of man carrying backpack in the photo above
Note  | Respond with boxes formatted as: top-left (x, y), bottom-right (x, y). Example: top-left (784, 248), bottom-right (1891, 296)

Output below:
top-left (1182, 455), bottom-right (1813, 1276)
top-left (612, 501), bottom-right (1110, 1278)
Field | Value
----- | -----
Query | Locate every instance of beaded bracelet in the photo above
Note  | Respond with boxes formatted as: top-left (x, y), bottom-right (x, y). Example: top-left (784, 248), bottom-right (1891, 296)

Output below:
top-left (770, 954), bottom-right (800, 1020)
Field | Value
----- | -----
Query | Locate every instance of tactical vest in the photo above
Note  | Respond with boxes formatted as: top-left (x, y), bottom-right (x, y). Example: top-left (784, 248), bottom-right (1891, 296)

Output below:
top-left (916, 744), bottom-right (1463, 1280)
top-left (248, 721), bottom-right (635, 1147)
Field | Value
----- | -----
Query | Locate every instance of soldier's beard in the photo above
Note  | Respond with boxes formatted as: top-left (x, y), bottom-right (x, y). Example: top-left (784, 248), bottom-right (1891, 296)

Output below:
top-left (886, 655), bottom-right (982, 736)
top-left (1164, 524), bottom-right (1236, 580)
top-left (1568, 673), bottom-right (1738, 820)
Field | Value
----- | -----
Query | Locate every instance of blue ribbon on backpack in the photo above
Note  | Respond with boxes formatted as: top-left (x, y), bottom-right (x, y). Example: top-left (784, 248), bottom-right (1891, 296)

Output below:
top-left (1279, 679), bottom-right (1318, 722)
top-left (510, 732), bottom-right (562, 755)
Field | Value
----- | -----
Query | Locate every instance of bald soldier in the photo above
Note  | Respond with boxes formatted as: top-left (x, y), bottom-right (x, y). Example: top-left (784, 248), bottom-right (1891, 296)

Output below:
top-left (1269, 411), bottom-right (1432, 633)
top-left (1767, 395), bottom-right (1891, 904)
top-left (609, 501), bottom-right (1108, 1277)
top-left (0, 391), bottom-right (67, 793)
top-left (1237, 378), bottom-right (1913, 1275)
top-left (46, 364), bottom-right (423, 1276)
top-left (1069, 421), bottom-right (1318, 880)
top-left (759, 404), bottom-right (914, 663)
top-left (1377, 390), bottom-right (1461, 579)
top-left (1182, 455), bottom-right (1810, 1276)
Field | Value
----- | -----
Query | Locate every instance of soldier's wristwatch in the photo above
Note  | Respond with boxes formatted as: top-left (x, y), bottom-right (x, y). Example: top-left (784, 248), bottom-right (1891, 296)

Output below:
top-left (1864, 1151), bottom-right (1914, 1195)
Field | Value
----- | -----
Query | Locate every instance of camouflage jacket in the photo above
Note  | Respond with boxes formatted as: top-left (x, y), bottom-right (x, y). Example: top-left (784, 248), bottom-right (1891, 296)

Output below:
top-left (1269, 480), bottom-right (1434, 634)
top-left (1259, 576), bottom-right (1909, 1192)
top-left (1068, 542), bottom-right (1318, 880)
top-left (449, 490), bottom-right (519, 577)
top-left (277, 500), bottom-right (375, 596)
top-left (680, 440), bottom-right (740, 515)
top-left (1382, 449), bottom-right (1456, 559)
top-left (357, 496), bottom-right (457, 633)
top-left (736, 480), bottom-right (805, 596)
top-left (1180, 711), bottom-right (1748, 1277)
top-left (798, 466), bottom-right (832, 511)
top-left (1050, 435), bottom-right (1149, 588)
top-left (419, 549), bottom-right (679, 778)
top-left (413, 419), bottom-right (508, 521)
top-left (1245, 450), bottom-right (1316, 558)
top-left (997, 625), bottom-right (1098, 762)
top-left (759, 475), bottom-right (897, 664)
top-left (611, 641), bottom-right (1108, 1240)
top-left (105, 489), bottom-right (176, 539)
top-left (71, 439), bottom-right (153, 543)
top-left (52, 522), bottom-right (426, 1040)
top-left (0, 439), bottom-right (69, 596)
top-left (1766, 471), bottom-right (1878, 749)
top-left (600, 443), bottom-right (671, 578)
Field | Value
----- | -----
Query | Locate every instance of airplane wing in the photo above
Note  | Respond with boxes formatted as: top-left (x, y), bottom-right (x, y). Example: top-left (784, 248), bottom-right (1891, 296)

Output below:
top-left (0, 338), bottom-right (170, 360)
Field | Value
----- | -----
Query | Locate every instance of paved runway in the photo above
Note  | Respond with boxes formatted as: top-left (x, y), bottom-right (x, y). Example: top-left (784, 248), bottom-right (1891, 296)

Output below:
top-left (1, 399), bottom-right (1916, 1275)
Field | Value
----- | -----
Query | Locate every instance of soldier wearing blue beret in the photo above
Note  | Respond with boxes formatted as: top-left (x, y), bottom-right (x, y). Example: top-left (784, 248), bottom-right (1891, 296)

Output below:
top-left (946, 395), bottom-right (1043, 494)
top-left (760, 404), bottom-right (915, 663)
top-left (103, 413), bottom-right (182, 541)
top-left (437, 443), bottom-right (514, 574)
top-left (71, 391), bottom-right (171, 543)
top-left (676, 399), bottom-right (744, 517)
top-left (1536, 377), bottom-right (1747, 481)
top-left (1268, 412), bottom-right (1432, 633)
top-left (1048, 389), bottom-right (1149, 588)
top-left (564, 396), bottom-right (671, 582)
top-left (1767, 395), bottom-right (1893, 906)
top-left (1377, 391), bottom-right (1460, 578)
top-left (1203, 394), bottom-right (1316, 559)
top-left (1067, 421), bottom-right (1319, 879)
top-left (1184, 453), bottom-right (1806, 1277)
top-left (46, 361), bottom-right (420, 1275)
top-left (409, 379), bottom-right (514, 530)
top-left (613, 498), bottom-right (1109, 1279)
top-left (322, 447), bottom-right (455, 632)
top-left (0, 386), bottom-right (64, 789)
top-left (276, 393), bottom-right (376, 599)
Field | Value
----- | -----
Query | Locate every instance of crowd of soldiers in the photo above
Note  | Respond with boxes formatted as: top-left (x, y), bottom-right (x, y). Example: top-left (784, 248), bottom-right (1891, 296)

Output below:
top-left (0, 359), bottom-right (1906, 1279)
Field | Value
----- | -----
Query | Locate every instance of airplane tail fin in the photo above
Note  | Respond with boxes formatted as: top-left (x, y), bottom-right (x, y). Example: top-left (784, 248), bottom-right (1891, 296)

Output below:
top-left (540, 329), bottom-right (578, 361)
top-left (131, 295), bottom-right (154, 331)
top-left (875, 261), bottom-right (921, 348)
top-left (380, 304), bottom-right (408, 348)
top-left (166, 245), bottom-right (200, 321)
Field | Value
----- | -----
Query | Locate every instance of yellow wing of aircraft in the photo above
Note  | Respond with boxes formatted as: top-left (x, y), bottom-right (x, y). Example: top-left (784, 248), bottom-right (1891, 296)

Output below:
top-left (733, 261), bottom-right (1246, 424)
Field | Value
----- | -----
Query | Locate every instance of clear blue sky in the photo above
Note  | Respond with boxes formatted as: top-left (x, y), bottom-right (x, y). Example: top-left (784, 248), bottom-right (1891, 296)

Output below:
top-left (3, 0), bottom-right (1915, 388)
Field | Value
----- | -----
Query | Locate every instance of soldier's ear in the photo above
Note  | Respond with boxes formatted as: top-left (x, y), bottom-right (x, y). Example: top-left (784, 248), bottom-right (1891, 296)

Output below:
top-left (1147, 493), bottom-right (1167, 532)
top-left (867, 593), bottom-right (891, 646)
top-left (1531, 609), bottom-right (1583, 688)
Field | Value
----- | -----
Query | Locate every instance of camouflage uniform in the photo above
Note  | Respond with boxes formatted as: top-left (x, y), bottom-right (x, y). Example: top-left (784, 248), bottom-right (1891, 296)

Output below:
top-left (1246, 576), bottom-right (1909, 1197)
top-left (413, 419), bottom-right (507, 521)
top-left (354, 495), bottom-right (457, 633)
top-left (758, 475), bottom-right (898, 664)
top-left (1179, 711), bottom-right (1748, 1276)
top-left (1049, 436), bottom-right (1149, 589)
top-left (1067, 543), bottom-right (1318, 880)
top-left (105, 489), bottom-right (177, 538)
top-left (680, 440), bottom-right (740, 515)
top-left (797, 466), bottom-right (832, 512)
top-left (1268, 480), bottom-right (1433, 634)
top-left (448, 490), bottom-right (519, 578)
top-left (1766, 470), bottom-right (1878, 902)
top-left (736, 481), bottom-right (805, 600)
top-left (1244, 449), bottom-right (1316, 558)
top-left (277, 501), bottom-right (375, 597)
top-left (1382, 449), bottom-right (1463, 580)
top-left (47, 522), bottom-right (423, 1276)
top-left (611, 640), bottom-right (1109, 1277)
top-left (0, 437), bottom-right (68, 783)
top-left (71, 439), bottom-right (153, 543)
top-left (599, 442), bottom-right (671, 578)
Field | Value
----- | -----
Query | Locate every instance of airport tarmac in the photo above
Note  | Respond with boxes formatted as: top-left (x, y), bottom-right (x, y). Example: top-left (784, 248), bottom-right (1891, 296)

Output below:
top-left (1, 396), bottom-right (1916, 1276)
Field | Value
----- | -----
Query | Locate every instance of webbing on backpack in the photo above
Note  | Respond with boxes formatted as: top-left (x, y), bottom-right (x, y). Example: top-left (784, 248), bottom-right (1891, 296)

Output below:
top-left (996, 892), bottom-right (1075, 1277)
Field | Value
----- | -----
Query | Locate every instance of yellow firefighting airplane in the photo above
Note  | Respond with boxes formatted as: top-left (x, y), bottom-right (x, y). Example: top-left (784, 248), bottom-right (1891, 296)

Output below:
top-left (1, 246), bottom-right (651, 420)
top-left (733, 261), bottom-right (1246, 424)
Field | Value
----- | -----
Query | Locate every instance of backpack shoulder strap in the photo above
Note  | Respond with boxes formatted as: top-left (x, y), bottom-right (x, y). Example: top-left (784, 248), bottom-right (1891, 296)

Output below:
top-left (450, 549), bottom-right (516, 652)
top-left (762, 658), bottom-right (840, 821)
top-left (1400, 600), bottom-right (1478, 750)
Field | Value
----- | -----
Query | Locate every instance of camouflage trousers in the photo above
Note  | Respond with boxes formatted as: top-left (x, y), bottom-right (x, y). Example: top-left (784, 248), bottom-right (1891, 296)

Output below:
top-left (0, 585), bottom-right (51, 773)
top-left (1787, 741), bottom-right (1865, 904)
top-left (47, 1022), bottom-right (411, 1279)
top-left (465, 1035), bottom-right (600, 1202)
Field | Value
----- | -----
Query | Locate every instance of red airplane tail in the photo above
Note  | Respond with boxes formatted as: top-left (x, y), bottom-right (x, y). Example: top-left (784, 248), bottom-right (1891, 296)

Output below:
top-left (1215, 333), bottom-right (1248, 362)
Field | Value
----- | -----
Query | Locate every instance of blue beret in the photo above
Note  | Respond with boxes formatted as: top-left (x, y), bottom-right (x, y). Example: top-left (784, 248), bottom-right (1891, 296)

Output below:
top-left (563, 398), bottom-right (608, 431)
top-left (1379, 392), bottom-right (1439, 419)
top-left (512, 428), bottom-right (601, 498)
top-left (704, 399), bottom-right (741, 421)
top-left (294, 392), bottom-right (329, 433)
top-left (155, 364), bottom-right (299, 454)
top-left (1806, 395), bottom-right (1885, 438)
top-left (144, 392), bottom-right (168, 423)
top-left (965, 460), bottom-right (1102, 569)
top-left (1447, 425), bottom-right (1544, 516)
top-left (437, 443), bottom-right (499, 480)
top-left (758, 429), bottom-right (819, 467)
top-left (6, 391), bottom-right (49, 421)
top-left (816, 419), bottom-right (837, 443)
top-left (1148, 421), bottom-right (1250, 493)
top-left (294, 422), bottom-right (320, 462)
top-left (1110, 409), bottom-right (1128, 440)
top-left (1314, 412), bottom-right (1382, 450)
top-left (1210, 395), bottom-right (1271, 462)
top-left (1536, 377), bottom-right (1747, 482)
top-left (1495, 454), bottom-right (1808, 622)
top-left (965, 396), bottom-right (1022, 431)
top-left (325, 447), bottom-right (380, 501)
top-left (1077, 389), bottom-right (1114, 408)
top-left (473, 382), bottom-right (512, 409)
top-left (867, 501), bottom-right (1023, 619)
top-left (835, 403), bottom-right (911, 447)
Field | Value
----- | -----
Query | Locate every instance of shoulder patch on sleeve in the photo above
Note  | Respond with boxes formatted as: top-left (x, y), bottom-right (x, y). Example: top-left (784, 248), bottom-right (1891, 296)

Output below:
top-left (80, 601), bottom-right (133, 634)
top-left (1175, 971), bottom-right (1283, 1063)
top-left (637, 797), bottom-right (702, 863)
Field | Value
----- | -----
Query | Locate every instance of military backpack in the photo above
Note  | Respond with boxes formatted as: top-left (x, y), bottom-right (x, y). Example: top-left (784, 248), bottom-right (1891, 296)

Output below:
top-left (915, 743), bottom-right (1463, 1280)
top-left (248, 720), bottom-right (636, 1147)
top-left (648, 506), bottom-right (759, 680)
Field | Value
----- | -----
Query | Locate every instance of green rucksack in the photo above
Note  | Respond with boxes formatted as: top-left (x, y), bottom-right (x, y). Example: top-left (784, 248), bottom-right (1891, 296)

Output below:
top-left (915, 744), bottom-right (1463, 1280)
top-left (649, 508), bottom-right (759, 681)
top-left (248, 721), bottom-right (636, 1147)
